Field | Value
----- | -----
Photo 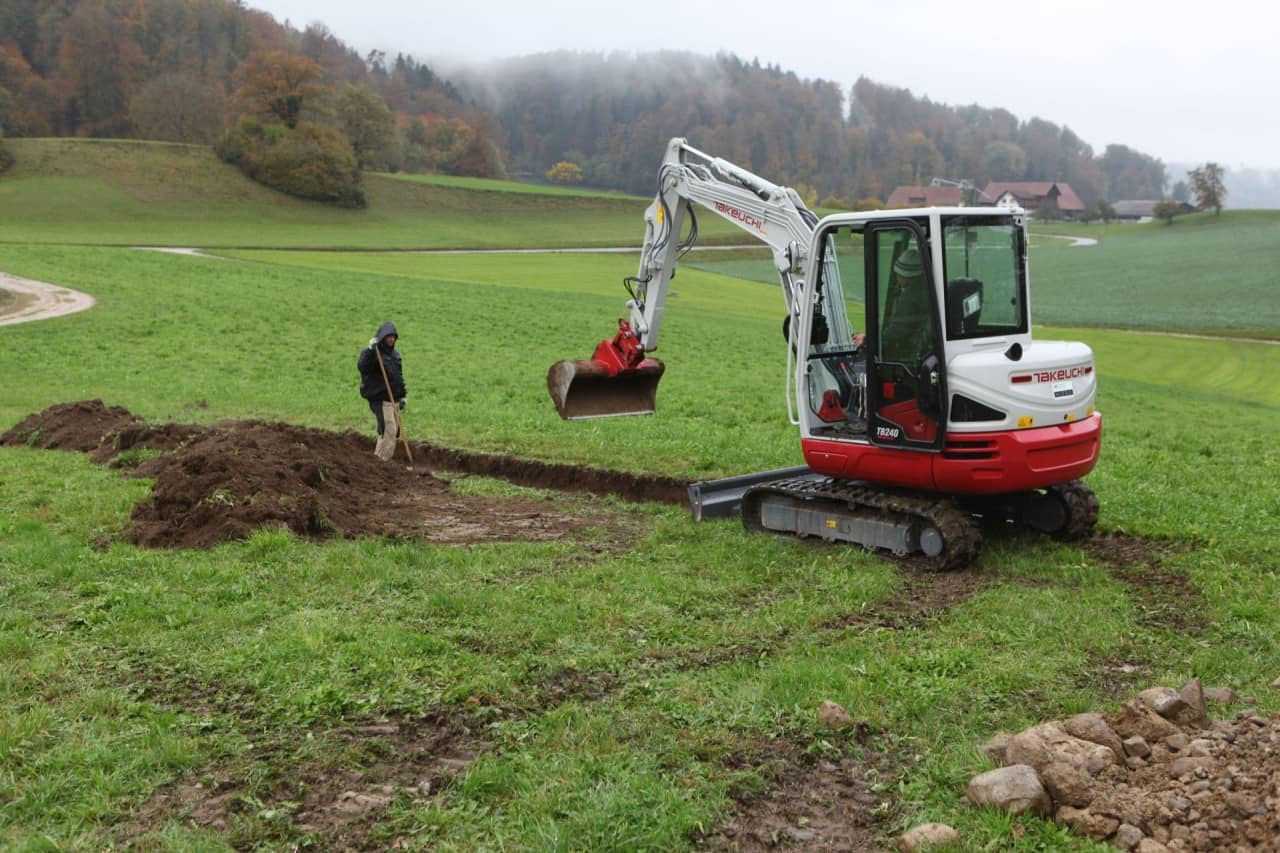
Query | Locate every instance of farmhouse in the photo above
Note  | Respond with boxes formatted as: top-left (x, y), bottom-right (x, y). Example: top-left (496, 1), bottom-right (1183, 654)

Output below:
top-left (982, 181), bottom-right (1086, 219)
top-left (886, 185), bottom-right (964, 208)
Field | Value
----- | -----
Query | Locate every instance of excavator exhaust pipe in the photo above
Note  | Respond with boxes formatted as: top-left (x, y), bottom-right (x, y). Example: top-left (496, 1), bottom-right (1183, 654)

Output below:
top-left (547, 319), bottom-right (665, 419)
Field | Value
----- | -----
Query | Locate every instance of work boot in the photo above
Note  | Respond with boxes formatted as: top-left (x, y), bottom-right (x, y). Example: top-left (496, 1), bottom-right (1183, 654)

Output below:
top-left (374, 401), bottom-right (398, 461)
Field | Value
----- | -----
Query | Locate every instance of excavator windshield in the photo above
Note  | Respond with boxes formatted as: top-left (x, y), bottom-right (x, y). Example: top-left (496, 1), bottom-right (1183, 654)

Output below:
top-left (941, 216), bottom-right (1027, 339)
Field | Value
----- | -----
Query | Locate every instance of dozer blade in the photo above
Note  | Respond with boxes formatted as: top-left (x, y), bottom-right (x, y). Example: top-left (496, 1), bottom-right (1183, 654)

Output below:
top-left (547, 358), bottom-right (665, 419)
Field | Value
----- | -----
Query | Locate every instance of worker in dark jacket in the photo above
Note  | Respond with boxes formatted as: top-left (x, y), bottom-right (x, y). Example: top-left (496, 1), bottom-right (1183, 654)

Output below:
top-left (357, 321), bottom-right (407, 462)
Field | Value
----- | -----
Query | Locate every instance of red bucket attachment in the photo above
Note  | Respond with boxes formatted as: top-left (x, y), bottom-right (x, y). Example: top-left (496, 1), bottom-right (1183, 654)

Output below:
top-left (547, 319), bottom-right (666, 419)
top-left (547, 357), bottom-right (665, 419)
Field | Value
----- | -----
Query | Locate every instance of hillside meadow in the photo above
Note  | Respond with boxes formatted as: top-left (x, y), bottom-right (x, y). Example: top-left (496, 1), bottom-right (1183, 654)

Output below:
top-left (1, 142), bottom-right (1279, 850)
top-left (0, 139), bottom-right (752, 250)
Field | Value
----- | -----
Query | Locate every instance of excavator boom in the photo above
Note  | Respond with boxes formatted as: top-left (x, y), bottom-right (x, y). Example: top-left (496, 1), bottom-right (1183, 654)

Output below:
top-left (547, 137), bottom-right (816, 419)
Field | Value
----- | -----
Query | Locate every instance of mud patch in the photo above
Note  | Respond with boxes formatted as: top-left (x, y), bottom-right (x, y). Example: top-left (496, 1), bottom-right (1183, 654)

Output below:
top-left (123, 420), bottom-right (614, 549)
top-left (121, 709), bottom-right (488, 850)
top-left (3, 401), bottom-right (676, 550)
top-left (1085, 531), bottom-right (1208, 634)
top-left (698, 733), bottom-right (901, 851)
top-left (820, 566), bottom-right (992, 632)
top-left (534, 666), bottom-right (621, 706)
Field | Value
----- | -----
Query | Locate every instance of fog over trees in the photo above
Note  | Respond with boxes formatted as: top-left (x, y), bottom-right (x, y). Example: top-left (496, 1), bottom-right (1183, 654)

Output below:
top-left (0, 0), bottom-right (1223, 205)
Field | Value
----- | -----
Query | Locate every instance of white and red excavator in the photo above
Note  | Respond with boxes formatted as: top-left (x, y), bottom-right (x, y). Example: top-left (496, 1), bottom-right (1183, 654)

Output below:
top-left (548, 138), bottom-right (1101, 569)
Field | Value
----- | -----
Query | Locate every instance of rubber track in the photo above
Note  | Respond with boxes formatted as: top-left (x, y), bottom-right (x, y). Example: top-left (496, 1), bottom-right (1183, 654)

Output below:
top-left (1048, 479), bottom-right (1100, 540)
top-left (741, 477), bottom-right (981, 572)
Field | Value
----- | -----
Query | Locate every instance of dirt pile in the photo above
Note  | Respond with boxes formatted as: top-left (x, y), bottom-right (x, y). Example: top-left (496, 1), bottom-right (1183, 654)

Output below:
top-left (3, 398), bottom-right (140, 452)
top-left (2, 400), bottom-right (687, 549)
top-left (974, 680), bottom-right (1280, 850)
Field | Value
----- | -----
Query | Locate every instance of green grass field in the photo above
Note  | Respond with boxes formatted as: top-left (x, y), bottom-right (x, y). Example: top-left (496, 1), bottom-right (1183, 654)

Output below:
top-left (2, 140), bottom-right (1279, 850)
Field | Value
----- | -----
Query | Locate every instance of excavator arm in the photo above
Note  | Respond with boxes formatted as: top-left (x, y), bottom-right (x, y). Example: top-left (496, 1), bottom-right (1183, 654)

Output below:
top-left (548, 137), bottom-right (819, 419)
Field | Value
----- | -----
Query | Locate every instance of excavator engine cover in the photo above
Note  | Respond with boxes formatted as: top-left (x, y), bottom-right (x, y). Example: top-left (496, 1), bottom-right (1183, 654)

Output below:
top-left (547, 357), bottom-right (665, 419)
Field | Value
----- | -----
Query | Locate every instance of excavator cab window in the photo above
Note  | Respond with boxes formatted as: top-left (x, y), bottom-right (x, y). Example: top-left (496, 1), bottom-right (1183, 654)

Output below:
top-left (941, 216), bottom-right (1027, 339)
top-left (802, 227), bottom-right (868, 437)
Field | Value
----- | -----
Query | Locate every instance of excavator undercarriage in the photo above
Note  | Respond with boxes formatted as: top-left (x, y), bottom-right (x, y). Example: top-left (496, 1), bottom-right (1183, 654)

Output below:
top-left (695, 471), bottom-right (1097, 571)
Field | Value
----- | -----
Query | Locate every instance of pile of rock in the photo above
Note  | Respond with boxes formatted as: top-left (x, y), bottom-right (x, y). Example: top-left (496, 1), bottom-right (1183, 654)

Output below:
top-left (961, 678), bottom-right (1279, 851)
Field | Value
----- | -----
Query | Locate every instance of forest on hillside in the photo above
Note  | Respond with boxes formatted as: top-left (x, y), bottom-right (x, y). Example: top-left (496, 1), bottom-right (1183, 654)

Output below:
top-left (0, 0), bottom-right (1174, 207)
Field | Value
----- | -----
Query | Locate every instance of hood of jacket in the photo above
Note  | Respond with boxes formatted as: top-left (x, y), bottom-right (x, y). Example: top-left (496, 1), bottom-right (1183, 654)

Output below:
top-left (376, 321), bottom-right (398, 344)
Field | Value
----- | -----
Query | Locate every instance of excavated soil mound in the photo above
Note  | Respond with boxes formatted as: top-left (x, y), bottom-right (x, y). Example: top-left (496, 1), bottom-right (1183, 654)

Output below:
top-left (2, 398), bottom-right (140, 452)
top-left (2, 401), bottom-right (686, 549)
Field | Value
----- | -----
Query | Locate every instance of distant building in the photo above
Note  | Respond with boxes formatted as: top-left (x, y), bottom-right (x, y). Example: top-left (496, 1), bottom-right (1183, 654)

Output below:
top-left (982, 182), bottom-right (1086, 219)
top-left (886, 185), bottom-right (964, 208)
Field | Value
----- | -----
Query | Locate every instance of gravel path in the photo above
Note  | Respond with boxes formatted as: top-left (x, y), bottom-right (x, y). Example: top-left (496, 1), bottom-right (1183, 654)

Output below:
top-left (0, 272), bottom-right (96, 327)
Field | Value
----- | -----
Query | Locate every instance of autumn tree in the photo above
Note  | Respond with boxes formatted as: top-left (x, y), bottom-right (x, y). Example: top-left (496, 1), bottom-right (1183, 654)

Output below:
top-left (1189, 162), bottom-right (1227, 214)
top-left (57, 0), bottom-right (147, 136)
top-left (545, 160), bottom-right (582, 184)
top-left (233, 50), bottom-right (327, 129)
top-left (131, 71), bottom-right (226, 143)
top-left (333, 85), bottom-right (395, 169)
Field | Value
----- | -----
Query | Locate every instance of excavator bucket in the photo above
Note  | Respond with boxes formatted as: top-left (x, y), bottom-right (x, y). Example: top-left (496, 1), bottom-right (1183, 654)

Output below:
top-left (547, 358), bottom-right (665, 419)
top-left (548, 320), bottom-right (666, 419)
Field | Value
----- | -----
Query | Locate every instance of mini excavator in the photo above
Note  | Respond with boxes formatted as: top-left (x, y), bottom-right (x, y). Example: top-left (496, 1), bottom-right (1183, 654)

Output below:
top-left (548, 138), bottom-right (1101, 569)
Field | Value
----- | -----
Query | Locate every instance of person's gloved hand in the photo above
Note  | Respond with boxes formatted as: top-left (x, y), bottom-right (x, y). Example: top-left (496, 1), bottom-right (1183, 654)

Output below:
top-left (398, 399), bottom-right (406, 411)
top-left (368, 337), bottom-right (379, 349)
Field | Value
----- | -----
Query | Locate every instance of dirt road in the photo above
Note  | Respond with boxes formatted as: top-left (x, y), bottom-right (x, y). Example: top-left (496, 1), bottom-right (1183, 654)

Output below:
top-left (0, 272), bottom-right (95, 326)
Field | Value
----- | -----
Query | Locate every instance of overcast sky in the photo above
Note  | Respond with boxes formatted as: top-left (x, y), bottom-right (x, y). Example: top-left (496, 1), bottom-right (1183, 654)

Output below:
top-left (247, 0), bottom-right (1276, 170)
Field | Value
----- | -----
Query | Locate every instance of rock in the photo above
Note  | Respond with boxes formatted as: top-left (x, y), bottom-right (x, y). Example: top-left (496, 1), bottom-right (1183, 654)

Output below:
top-left (1175, 678), bottom-right (1208, 726)
top-left (1186, 738), bottom-right (1213, 757)
top-left (1116, 823), bottom-right (1145, 850)
top-left (1164, 732), bottom-right (1190, 752)
top-left (1005, 721), bottom-right (1118, 775)
top-left (1137, 839), bottom-right (1171, 853)
top-left (896, 822), bottom-right (960, 851)
top-left (1203, 686), bottom-right (1237, 704)
top-left (1064, 712), bottom-right (1125, 761)
top-left (981, 732), bottom-right (1010, 766)
top-left (1138, 687), bottom-right (1190, 721)
top-left (1170, 756), bottom-right (1215, 776)
top-left (1123, 736), bottom-right (1152, 758)
top-left (1041, 760), bottom-right (1095, 808)
top-left (1056, 805), bottom-right (1120, 841)
top-left (965, 765), bottom-right (1052, 817)
top-left (1271, 676), bottom-right (1280, 690)
top-left (1112, 699), bottom-right (1179, 742)
top-left (818, 700), bottom-right (855, 730)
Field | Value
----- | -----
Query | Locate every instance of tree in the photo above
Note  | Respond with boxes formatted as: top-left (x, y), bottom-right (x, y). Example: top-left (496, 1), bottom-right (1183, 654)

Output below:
top-left (1171, 180), bottom-right (1189, 202)
top-left (56, 0), bottom-right (147, 136)
top-left (984, 140), bottom-right (1027, 179)
top-left (131, 72), bottom-right (226, 143)
top-left (233, 50), bottom-right (327, 129)
top-left (0, 124), bottom-right (13, 173)
top-left (1095, 199), bottom-right (1116, 223)
top-left (1153, 199), bottom-right (1182, 224)
top-left (545, 161), bottom-right (582, 184)
top-left (333, 85), bottom-right (395, 169)
top-left (1188, 162), bottom-right (1227, 214)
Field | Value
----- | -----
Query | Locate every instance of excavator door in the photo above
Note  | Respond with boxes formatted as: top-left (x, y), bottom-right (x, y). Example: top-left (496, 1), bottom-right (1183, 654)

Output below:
top-left (864, 221), bottom-right (947, 450)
